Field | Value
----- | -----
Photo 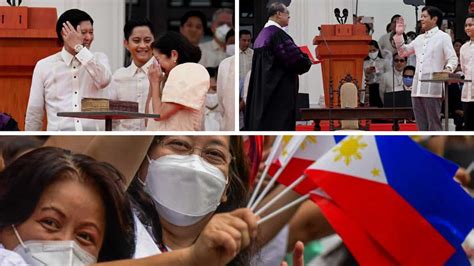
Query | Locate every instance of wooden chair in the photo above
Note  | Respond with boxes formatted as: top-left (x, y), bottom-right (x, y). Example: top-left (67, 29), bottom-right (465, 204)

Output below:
top-left (329, 74), bottom-right (370, 130)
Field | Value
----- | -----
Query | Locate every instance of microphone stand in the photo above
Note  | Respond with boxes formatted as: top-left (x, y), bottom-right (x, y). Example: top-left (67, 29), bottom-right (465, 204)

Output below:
top-left (414, 5), bottom-right (419, 26)
top-left (391, 60), bottom-right (397, 130)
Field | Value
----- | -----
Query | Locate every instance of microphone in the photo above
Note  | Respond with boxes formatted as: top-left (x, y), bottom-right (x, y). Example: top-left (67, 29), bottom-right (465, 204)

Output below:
top-left (342, 8), bottom-right (349, 24)
top-left (334, 8), bottom-right (342, 24)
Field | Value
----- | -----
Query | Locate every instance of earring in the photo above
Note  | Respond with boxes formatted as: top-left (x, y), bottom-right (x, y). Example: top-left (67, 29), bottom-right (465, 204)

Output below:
top-left (173, 60), bottom-right (177, 63)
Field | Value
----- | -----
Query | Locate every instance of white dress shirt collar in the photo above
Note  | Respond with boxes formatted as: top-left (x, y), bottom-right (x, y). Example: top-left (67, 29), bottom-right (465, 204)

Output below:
top-left (129, 57), bottom-right (154, 77)
top-left (264, 20), bottom-right (283, 29)
top-left (240, 47), bottom-right (253, 54)
top-left (60, 47), bottom-right (75, 66)
top-left (424, 26), bottom-right (439, 39)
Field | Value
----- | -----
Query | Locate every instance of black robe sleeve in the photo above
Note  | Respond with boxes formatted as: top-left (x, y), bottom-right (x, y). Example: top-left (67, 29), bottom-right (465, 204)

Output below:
top-left (272, 30), bottom-right (312, 75)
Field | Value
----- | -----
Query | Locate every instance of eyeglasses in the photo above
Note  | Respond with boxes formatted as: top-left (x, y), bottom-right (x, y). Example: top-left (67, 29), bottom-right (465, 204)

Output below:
top-left (394, 59), bottom-right (406, 63)
top-left (403, 75), bottom-right (414, 78)
top-left (158, 137), bottom-right (233, 166)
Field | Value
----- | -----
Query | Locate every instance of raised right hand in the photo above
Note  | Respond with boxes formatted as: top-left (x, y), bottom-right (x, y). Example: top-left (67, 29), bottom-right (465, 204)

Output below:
top-left (62, 21), bottom-right (84, 54)
top-left (188, 208), bottom-right (259, 266)
top-left (395, 17), bottom-right (405, 35)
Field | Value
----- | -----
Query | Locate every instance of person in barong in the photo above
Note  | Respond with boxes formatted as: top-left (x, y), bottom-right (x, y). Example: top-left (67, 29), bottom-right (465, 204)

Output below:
top-left (244, 2), bottom-right (312, 131)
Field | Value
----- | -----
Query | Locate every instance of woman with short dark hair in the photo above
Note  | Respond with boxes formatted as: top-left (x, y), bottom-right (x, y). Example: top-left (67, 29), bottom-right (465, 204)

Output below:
top-left (146, 32), bottom-right (210, 131)
top-left (0, 147), bottom-right (136, 264)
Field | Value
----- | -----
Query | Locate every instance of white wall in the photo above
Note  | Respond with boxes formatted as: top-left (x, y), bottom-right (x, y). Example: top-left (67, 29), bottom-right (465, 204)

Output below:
top-left (288, 0), bottom-right (423, 106)
top-left (1, 0), bottom-right (125, 71)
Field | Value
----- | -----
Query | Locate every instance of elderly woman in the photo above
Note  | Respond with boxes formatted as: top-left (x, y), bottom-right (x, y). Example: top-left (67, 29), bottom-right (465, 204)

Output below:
top-left (146, 32), bottom-right (210, 131)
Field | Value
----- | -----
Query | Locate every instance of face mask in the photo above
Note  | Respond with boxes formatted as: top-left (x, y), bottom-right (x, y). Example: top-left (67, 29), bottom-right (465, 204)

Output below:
top-left (145, 154), bottom-right (228, 227)
top-left (206, 93), bottom-right (219, 108)
top-left (369, 51), bottom-right (379, 60)
top-left (215, 24), bottom-right (231, 43)
top-left (403, 77), bottom-right (414, 87)
top-left (226, 44), bottom-right (235, 56)
top-left (11, 225), bottom-right (97, 266)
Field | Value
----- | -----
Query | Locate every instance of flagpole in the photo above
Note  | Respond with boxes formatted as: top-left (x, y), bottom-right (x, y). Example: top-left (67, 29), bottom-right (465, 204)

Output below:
top-left (247, 136), bottom-right (284, 208)
top-left (257, 194), bottom-right (310, 225)
top-left (466, 161), bottom-right (474, 173)
top-left (250, 136), bottom-right (306, 211)
top-left (247, 163), bottom-right (271, 208)
top-left (254, 174), bottom-right (307, 216)
top-left (250, 164), bottom-right (286, 211)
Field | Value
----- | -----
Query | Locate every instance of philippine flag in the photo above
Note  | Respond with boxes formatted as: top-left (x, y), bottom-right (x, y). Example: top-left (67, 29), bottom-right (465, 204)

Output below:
top-left (310, 193), bottom-right (399, 265)
top-left (244, 136), bottom-right (264, 186)
top-left (268, 136), bottom-right (341, 194)
top-left (305, 136), bottom-right (474, 265)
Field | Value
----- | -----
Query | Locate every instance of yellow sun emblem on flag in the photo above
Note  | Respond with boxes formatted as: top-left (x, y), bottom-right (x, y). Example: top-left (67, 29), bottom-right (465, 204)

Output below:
top-left (281, 135), bottom-right (293, 157)
top-left (371, 167), bottom-right (381, 177)
top-left (333, 136), bottom-right (368, 166)
top-left (299, 136), bottom-right (317, 150)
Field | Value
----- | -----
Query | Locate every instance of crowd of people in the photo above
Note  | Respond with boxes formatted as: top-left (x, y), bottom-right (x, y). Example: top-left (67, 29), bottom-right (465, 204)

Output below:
top-left (0, 135), bottom-right (472, 265)
top-left (22, 8), bottom-right (236, 132)
top-left (361, 7), bottom-right (474, 131)
top-left (0, 135), bottom-right (330, 265)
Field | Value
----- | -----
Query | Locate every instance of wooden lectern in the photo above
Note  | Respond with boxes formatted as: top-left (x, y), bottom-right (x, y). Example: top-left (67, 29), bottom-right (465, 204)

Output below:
top-left (0, 6), bottom-right (60, 130)
top-left (313, 24), bottom-right (371, 107)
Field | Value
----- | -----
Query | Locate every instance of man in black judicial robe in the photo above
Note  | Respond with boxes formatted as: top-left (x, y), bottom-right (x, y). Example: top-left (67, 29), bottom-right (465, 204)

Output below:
top-left (244, 2), bottom-right (312, 131)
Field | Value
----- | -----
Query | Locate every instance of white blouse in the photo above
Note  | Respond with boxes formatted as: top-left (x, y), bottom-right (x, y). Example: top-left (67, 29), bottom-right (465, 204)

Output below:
top-left (460, 40), bottom-right (474, 102)
top-left (0, 244), bottom-right (28, 265)
top-left (133, 214), bottom-right (161, 259)
top-left (394, 27), bottom-right (458, 98)
top-left (363, 58), bottom-right (391, 85)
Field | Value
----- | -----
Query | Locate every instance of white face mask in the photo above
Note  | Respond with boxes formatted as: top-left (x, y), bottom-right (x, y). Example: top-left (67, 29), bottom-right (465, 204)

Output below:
top-left (215, 24), bottom-right (231, 43)
top-left (206, 93), bottom-right (219, 109)
top-left (145, 154), bottom-right (228, 227)
top-left (11, 225), bottom-right (97, 266)
top-left (369, 51), bottom-right (379, 60)
top-left (226, 44), bottom-right (235, 56)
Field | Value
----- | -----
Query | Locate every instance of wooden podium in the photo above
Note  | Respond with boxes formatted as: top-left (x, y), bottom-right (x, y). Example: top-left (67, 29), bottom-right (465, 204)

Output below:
top-left (0, 6), bottom-right (60, 130)
top-left (313, 24), bottom-right (371, 107)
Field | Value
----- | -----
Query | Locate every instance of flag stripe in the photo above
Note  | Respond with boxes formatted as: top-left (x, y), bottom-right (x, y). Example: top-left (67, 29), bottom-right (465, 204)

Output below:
top-left (307, 168), bottom-right (455, 265)
top-left (276, 157), bottom-right (316, 194)
top-left (376, 137), bottom-right (474, 266)
top-left (311, 194), bottom-right (398, 266)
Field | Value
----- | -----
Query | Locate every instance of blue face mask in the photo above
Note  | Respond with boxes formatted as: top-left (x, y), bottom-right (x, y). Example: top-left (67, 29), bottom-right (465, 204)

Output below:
top-left (403, 77), bottom-right (413, 87)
